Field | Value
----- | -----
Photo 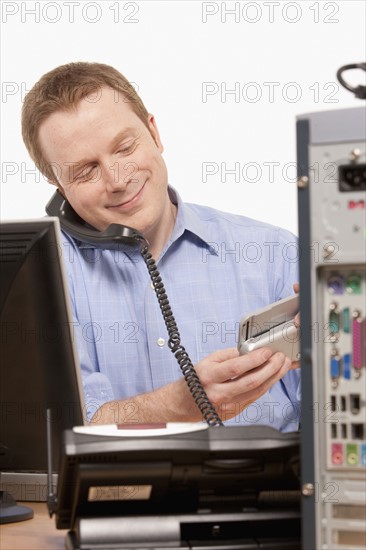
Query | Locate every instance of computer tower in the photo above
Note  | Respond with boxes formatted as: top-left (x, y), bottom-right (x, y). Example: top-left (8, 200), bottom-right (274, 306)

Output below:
top-left (297, 107), bottom-right (366, 549)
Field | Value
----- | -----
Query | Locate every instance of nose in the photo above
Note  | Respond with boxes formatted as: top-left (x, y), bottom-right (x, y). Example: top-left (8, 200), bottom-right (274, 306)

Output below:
top-left (102, 159), bottom-right (139, 192)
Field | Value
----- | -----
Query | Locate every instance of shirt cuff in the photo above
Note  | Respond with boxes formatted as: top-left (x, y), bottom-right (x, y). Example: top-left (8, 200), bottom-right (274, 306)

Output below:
top-left (83, 372), bottom-right (115, 423)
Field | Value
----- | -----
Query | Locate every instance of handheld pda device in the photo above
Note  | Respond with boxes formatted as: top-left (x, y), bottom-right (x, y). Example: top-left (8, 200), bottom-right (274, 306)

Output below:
top-left (238, 294), bottom-right (300, 361)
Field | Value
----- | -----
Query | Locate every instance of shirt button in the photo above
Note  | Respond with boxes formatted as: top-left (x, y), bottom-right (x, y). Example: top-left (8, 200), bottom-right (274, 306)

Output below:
top-left (156, 337), bottom-right (165, 347)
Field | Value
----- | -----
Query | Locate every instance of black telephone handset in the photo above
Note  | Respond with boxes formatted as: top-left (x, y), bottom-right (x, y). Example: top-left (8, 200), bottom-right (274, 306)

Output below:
top-left (46, 190), bottom-right (144, 247)
top-left (45, 190), bottom-right (223, 427)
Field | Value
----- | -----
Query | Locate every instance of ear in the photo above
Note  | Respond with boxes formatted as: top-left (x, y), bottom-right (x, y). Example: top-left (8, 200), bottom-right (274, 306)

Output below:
top-left (147, 114), bottom-right (164, 153)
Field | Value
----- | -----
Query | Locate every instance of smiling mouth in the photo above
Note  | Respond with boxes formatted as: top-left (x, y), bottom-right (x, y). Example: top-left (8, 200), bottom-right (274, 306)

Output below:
top-left (107, 183), bottom-right (146, 210)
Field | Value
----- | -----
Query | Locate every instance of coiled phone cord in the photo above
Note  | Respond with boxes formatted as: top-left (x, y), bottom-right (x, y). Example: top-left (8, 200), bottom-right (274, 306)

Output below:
top-left (44, 190), bottom-right (223, 425)
top-left (138, 237), bottom-right (224, 427)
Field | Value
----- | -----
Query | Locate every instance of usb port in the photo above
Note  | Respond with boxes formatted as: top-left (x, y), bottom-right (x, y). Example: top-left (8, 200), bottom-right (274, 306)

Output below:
top-left (350, 394), bottom-right (361, 414)
top-left (331, 395), bottom-right (337, 412)
top-left (340, 396), bottom-right (346, 411)
top-left (351, 424), bottom-right (364, 440)
top-left (341, 424), bottom-right (347, 439)
top-left (331, 424), bottom-right (337, 438)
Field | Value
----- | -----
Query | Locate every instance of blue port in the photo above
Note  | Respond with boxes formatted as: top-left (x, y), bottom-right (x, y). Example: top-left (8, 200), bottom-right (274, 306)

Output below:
top-left (361, 444), bottom-right (366, 466)
top-left (331, 353), bottom-right (341, 380)
top-left (343, 353), bottom-right (351, 380)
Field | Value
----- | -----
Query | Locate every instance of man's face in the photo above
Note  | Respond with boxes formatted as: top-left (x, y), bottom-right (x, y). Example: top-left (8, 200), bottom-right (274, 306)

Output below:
top-left (38, 87), bottom-right (172, 243)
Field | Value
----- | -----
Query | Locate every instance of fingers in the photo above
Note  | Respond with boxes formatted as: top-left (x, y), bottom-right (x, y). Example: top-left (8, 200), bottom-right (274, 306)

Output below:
top-left (193, 346), bottom-right (294, 422)
top-left (219, 356), bottom-right (292, 419)
top-left (220, 352), bottom-right (291, 400)
top-left (293, 282), bottom-right (299, 294)
top-left (198, 347), bottom-right (274, 384)
top-left (202, 347), bottom-right (240, 363)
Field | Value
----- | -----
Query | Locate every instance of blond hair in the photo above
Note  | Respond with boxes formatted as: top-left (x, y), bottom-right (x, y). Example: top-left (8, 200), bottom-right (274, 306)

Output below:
top-left (21, 62), bottom-right (149, 183)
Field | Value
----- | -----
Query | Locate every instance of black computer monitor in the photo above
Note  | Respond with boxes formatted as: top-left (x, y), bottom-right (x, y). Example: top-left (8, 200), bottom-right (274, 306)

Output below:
top-left (0, 218), bottom-right (85, 523)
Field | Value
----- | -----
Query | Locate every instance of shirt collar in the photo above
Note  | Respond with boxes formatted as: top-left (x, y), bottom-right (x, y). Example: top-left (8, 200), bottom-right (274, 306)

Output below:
top-left (167, 186), bottom-right (214, 249)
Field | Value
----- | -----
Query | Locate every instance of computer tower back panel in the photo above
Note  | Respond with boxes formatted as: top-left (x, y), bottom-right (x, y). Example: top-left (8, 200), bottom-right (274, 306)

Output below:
top-left (297, 107), bottom-right (366, 550)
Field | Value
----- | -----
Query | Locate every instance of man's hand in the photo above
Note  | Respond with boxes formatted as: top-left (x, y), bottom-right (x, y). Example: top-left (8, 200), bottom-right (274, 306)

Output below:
top-left (92, 286), bottom-right (301, 425)
top-left (183, 346), bottom-right (292, 421)
top-left (91, 345), bottom-right (292, 425)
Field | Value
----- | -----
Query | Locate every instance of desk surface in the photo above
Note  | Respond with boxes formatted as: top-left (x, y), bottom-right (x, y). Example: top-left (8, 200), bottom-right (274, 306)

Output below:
top-left (1, 502), bottom-right (64, 550)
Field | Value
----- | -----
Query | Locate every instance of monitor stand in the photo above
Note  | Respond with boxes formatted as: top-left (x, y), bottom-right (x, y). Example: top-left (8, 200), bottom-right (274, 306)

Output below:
top-left (0, 491), bottom-right (34, 524)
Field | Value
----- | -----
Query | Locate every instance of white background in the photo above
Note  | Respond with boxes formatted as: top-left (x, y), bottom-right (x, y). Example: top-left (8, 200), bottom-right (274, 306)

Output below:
top-left (1, 0), bottom-right (365, 235)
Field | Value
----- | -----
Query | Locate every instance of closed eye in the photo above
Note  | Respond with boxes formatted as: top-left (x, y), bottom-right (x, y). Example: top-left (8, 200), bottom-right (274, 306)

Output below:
top-left (74, 164), bottom-right (99, 183)
top-left (116, 141), bottom-right (136, 155)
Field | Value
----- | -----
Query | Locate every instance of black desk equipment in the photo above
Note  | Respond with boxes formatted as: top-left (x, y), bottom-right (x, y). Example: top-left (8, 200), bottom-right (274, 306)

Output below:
top-left (54, 425), bottom-right (301, 550)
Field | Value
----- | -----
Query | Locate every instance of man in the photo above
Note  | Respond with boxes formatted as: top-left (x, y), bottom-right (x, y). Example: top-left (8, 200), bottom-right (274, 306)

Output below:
top-left (22, 62), bottom-right (300, 429)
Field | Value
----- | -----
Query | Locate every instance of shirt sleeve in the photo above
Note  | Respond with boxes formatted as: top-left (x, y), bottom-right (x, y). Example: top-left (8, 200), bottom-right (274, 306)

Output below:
top-left (61, 234), bottom-right (115, 422)
top-left (71, 317), bottom-right (115, 423)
